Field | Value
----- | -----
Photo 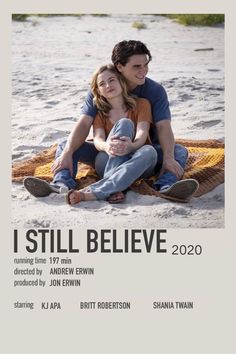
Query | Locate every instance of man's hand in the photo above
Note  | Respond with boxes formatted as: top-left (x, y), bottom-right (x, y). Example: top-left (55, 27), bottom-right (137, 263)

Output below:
top-left (50, 115), bottom-right (93, 176)
top-left (160, 156), bottom-right (184, 179)
top-left (155, 120), bottom-right (184, 179)
top-left (51, 151), bottom-right (73, 176)
top-left (107, 136), bottom-right (133, 156)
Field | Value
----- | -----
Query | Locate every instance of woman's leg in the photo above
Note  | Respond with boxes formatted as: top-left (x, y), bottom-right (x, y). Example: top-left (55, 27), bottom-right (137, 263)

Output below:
top-left (67, 145), bottom-right (157, 204)
top-left (90, 145), bottom-right (157, 200)
top-left (95, 151), bottom-right (109, 178)
top-left (66, 188), bottom-right (97, 205)
top-left (95, 118), bottom-right (135, 179)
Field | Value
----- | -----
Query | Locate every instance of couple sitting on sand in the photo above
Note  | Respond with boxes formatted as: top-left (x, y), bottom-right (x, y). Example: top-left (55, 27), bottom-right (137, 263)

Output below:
top-left (24, 40), bottom-right (199, 204)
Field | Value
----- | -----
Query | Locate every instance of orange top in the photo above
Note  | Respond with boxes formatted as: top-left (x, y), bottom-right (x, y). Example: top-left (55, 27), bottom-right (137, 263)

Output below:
top-left (93, 98), bottom-right (152, 144)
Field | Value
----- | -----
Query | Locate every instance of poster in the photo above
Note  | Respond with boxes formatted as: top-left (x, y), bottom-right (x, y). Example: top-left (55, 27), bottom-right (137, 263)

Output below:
top-left (1, 0), bottom-right (235, 353)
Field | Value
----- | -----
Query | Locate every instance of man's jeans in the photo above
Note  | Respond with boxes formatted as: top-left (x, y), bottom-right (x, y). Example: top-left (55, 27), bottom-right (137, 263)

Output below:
top-left (152, 143), bottom-right (188, 191)
top-left (52, 140), bottom-right (99, 189)
top-left (88, 118), bottom-right (157, 200)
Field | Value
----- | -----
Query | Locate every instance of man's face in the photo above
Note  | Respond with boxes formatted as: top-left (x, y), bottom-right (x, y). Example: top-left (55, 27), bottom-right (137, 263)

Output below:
top-left (116, 54), bottom-right (149, 89)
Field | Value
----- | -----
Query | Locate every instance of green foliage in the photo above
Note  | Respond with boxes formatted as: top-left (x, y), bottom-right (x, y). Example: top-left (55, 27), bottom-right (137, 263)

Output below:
top-left (12, 14), bottom-right (112, 21)
top-left (12, 14), bottom-right (224, 26)
top-left (12, 14), bottom-right (29, 21)
top-left (91, 14), bottom-right (109, 17)
top-left (166, 14), bottom-right (224, 26)
top-left (12, 14), bottom-right (85, 21)
top-left (36, 14), bottom-right (84, 17)
top-left (132, 21), bottom-right (147, 30)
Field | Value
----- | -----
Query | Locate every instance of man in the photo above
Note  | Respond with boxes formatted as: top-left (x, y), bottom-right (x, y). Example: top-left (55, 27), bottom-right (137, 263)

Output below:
top-left (24, 40), bottom-right (198, 202)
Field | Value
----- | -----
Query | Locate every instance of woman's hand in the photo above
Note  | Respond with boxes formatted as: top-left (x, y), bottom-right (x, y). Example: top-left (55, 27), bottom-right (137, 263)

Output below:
top-left (108, 136), bottom-right (133, 156)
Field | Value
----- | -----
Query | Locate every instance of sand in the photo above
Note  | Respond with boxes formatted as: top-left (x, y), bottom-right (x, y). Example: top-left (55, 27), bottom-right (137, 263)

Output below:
top-left (11, 14), bottom-right (224, 228)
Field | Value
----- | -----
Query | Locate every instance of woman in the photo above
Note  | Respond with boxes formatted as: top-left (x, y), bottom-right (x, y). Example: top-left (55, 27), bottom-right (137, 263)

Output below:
top-left (66, 64), bottom-right (157, 205)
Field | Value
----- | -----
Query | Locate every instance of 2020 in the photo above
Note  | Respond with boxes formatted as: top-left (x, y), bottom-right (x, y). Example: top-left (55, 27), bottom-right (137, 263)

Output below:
top-left (172, 244), bottom-right (202, 255)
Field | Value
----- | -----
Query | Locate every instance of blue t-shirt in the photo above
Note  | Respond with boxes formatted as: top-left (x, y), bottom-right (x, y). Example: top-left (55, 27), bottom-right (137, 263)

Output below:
top-left (80, 77), bottom-right (171, 144)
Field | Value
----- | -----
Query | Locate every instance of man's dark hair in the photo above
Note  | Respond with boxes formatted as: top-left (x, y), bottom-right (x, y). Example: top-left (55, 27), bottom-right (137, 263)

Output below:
top-left (111, 40), bottom-right (152, 66)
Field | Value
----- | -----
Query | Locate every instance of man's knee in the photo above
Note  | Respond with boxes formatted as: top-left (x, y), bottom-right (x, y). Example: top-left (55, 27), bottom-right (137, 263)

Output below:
top-left (175, 144), bottom-right (188, 159)
top-left (58, 139), bottom-right (67, 148)
top-left (55, 139), bottom-right (67, 157)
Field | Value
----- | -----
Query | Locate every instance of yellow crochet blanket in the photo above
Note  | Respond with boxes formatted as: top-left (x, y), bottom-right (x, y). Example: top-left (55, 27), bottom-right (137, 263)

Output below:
top-left (12, 139), bottom-right (224, 197)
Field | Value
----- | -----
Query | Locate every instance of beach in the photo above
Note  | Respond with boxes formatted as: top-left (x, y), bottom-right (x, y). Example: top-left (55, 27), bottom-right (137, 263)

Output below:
top-left (11, 14), bottom-right (225, 228)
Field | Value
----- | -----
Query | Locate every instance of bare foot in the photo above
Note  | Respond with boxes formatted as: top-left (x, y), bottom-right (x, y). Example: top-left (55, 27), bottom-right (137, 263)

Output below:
top-left (107, 192), bottom-right (125, 204)
top-left (66, 189), bottom-right (96, 205)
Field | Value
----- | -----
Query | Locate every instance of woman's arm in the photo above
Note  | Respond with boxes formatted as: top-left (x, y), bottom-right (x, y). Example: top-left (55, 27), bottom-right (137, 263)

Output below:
top-left (131, 121), bottom-right (150, 150)
top-left (93, 128), bottom-right (108, 152)
top-left (114, 121), bottom-right (150, 156)
top-left (122, 98), bottom-right (151, 153)
top-left (94, 128), bottom-right (121, 156)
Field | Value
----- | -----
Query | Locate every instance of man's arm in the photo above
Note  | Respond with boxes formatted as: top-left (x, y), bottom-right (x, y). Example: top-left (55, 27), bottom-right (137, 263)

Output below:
top-left (156, 120), bottom-right (184, 179)
top-left (51, 114), bottom-right (93, 175)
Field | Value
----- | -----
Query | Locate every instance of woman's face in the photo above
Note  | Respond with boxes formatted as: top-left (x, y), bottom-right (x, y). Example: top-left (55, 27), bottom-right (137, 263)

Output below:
top-left (97, 70), bottom-right (123, 99)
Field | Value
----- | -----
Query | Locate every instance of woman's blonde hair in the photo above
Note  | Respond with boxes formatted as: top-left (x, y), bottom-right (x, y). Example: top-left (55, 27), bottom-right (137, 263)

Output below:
top-left (91, 64), bottom-right (136, 116)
